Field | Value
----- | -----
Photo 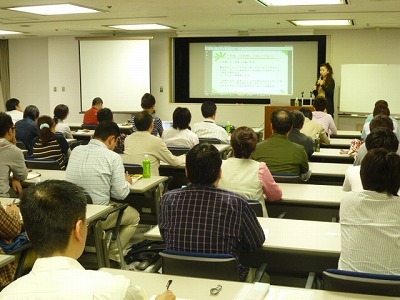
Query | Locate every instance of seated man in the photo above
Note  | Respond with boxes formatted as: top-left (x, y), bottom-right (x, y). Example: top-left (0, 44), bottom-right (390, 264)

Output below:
top-left (288, 110), bottom-right (314, 159)
top-left (252, 108), bottom-right (311, 181)
top-left (159, 143), bottom-right (265, 281)
top-left (131, 93), bottom-right (163, 137)
top-left (0, 112), bottom-right (28, 198)
top-left (299, 107), bottom-right (330, 145)
top-left (124, 111), bottom-right (185, 176)
top-left (83, 97), bottom-right (103, 125)
top-left (343, 127), bottom-right (399, 192)
top-left (191, 101), bottom-right (230, 144)
top-left (66, 121), bottom-right (140, 264)
top-left (1, 180), bottom-right (175, 299)
top-left (15, 105), bottom-right (40, 155)
top-left (5, 98), bottom-right (23, 124)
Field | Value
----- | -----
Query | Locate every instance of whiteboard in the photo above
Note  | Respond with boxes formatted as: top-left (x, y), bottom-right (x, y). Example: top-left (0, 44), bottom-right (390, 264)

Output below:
top-left (79, 39), bottom-right (151, 112)
top-left (340, 64), bottom-right (400, 115)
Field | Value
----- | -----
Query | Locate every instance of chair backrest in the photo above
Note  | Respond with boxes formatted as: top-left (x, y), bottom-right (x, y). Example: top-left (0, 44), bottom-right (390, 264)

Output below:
top-left (198, 138), bottom-right (222, 144)
top-left (160, 250), bottom-right (240, 281)
top-left (167, 146), bottom-right (190, 156)
top-left (124, 163), bottom-right (143, 175)
top-left (323, 269), bottom-right (400, 297)
top-left (82, 124), bottom-right (97, 130)
top-left (25, 159), bottom-right (61, 170)
top-left (16, 141), bottom-right (26, 150)
top-left (247, 200), bottom-right (263, 217)
top-left (272, 173), bottom-right (302, 183)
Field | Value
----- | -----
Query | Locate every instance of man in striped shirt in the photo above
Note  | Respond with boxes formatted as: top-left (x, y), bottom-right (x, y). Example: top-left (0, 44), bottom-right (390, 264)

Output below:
top-left (159, 143), bottom-right (265, 281)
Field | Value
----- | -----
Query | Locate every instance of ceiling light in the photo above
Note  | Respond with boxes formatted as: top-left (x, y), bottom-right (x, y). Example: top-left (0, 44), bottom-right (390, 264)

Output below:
top-left (256, 0), bottom-right (347, 6)
top-left (0, 30), bottom-right (23, 35)
top-left (6, 4), bottom-right (101, 15)
top-left (290, 20), bottom-right (354, 26)
top-left (108, 24), bottom-right (172, 30)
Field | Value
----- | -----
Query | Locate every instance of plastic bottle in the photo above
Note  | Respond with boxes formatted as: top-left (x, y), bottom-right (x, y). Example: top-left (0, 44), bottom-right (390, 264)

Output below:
top-left (226, 121), bottom-right (231, 134)
top-left (315, 134), bottom-right (320, 152)
top-left (294, 97), bottom-right (299, 106)
top-left (143, 154), bottom-right (151, 178)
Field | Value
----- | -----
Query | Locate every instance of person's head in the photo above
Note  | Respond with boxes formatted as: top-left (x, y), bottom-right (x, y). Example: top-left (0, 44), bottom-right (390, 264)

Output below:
top-left (299, 107), bottom-right (313, 120)
top-left (0, 112), bottom-right (15, 141)
top-left (231, 127), bottom-right (258, 159)
top-left (20, 180), bottom-right (87, 258)
top-left (172, 107), bottom-right (192, 130)
top-left (369, 114), bottom-right (394, 132)
top-left (92, 97), bottom-right (103, 109)
top-left (6, 98), bottom-right (21, 112)
top-left (361, 148), bottom-right (400, 196)
top-left (37, 115), bottom-right (55, 145)
top-left (365, 128), bottom-right (399, 152)
top-left (374, 100), bottom-right (388, 107)
top-left (201, 101), bottom-right (217, 119)
top-left (319, 62), bottom-right (333, 79)
top-left (97, 108), bottom-right (114, 122)
top-left (141, 93), bottom-right (156, 111)
top-left (313, 96), bottom-right (328, 112)
top-left (186, 143), bottom-right (222, 185)
top-left (271, 108), bottom-right (293, 135)
top-left (23, 105), bottom-right (40, 121)
top-left (93, 120), bottom-right (120, 150)
top-left (134, 110), bottom-right (153, 132)
top-left (290, 110), bottom-right (305, 130)
top-left (373, 103), bottom-right (390, 117)
top-left (53, 104), bottom-right (69, 124)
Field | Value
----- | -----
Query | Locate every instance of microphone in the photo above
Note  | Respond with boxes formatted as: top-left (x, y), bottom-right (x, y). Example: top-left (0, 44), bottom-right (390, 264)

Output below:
top-left (316, 76), bottom-right (323, 86)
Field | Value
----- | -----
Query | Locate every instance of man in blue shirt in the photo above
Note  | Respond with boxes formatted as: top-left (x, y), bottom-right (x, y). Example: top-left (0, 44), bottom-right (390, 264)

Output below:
top-left (159, 143), bottom-right (265, 281)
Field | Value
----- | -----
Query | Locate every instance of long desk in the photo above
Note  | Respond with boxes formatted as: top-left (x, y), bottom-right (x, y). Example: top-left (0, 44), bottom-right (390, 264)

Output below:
top-left (308, 162), bottom-right (350, 185)
top-left (144, 217), bottom-right (341, 274)
top-left (311, 148), bottom-right (354, 164)
top-left (69, 122), bottom-right (133, 134)
top-left (321, 138), bottom-right (352, 149)
top-left (100, 269), bottom-right (395, 300)
top-left (331, 130), bottom-right (361, 139)
top-left (266, 183), bottom-right (345, 221)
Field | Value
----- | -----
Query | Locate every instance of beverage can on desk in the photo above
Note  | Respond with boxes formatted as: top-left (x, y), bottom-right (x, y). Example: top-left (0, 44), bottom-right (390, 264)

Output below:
top-left (143, 154), bottom-right (151, 178)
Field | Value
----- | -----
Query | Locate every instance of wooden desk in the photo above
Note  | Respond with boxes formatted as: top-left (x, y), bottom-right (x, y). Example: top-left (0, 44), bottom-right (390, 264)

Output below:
top-left (331, 130), bottom-right (361, 139)
top-left (0, 254), bottom-right (15, 268)
top-left (311, 148), bottom-right (354, 164)
top-left (100, 268), bottom-right (395, 300)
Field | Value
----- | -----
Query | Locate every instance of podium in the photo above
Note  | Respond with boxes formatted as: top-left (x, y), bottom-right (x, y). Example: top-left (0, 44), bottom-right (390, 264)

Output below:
top-left (264, 105), bottom-right (315, 139)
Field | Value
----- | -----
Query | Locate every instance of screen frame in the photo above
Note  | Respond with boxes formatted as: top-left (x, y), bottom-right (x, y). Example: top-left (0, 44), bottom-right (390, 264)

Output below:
top-left (173, 35), bottom-right (326, 104)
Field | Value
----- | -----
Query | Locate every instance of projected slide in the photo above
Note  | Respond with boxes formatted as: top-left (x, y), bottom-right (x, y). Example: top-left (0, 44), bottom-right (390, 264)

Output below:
top-left (204, 46), bottom-right (293, 96)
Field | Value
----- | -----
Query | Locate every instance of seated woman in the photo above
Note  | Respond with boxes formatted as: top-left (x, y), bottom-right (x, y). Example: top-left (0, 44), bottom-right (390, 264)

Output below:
top-left (339, 148), bottom-right (400, 274)
top-left (54, 104), bottom-right (73, 139)
top-left (32, 116), bottom-right (70, 170)
top-left (162, 107), bottom-right (199, 148)
top-left (361, 103), bottom-right (399, 140)
top-left (312, 96), bottom-right (337, 136)
top-left (218, 127), bottom-right (282, 217)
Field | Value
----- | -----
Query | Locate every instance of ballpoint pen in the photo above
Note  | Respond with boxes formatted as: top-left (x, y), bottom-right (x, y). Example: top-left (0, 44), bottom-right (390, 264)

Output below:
top-left (166, 280), bottom-right (172, 290)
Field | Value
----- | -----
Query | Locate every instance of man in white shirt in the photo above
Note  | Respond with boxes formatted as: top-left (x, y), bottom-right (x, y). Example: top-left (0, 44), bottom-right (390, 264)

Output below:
top-left (1, 180), bottom-right (175, 300)
top-left (191, 101), bottom-right (230, 144)
top-left (343, 127), bottom-right (399, 192)
top-left (5, 98), bottom-right (23, 124)
top-left (124, 111), bottom-right (185, 176)
top-left (66, 121), bottom-right (139, 264)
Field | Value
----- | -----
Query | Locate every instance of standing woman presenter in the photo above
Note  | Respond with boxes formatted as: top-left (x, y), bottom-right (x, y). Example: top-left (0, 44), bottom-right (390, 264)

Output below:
top-left (313, 62), bottom-right (335, 116)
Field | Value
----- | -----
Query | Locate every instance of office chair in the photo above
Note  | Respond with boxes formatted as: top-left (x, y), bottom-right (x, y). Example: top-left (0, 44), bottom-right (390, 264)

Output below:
top-left (272, 173), bottom-right (302, 183)
top-left (198, 138), bottom-right (222, 144)
top-left (247, 200), bottom-right (263, 217)
top-left (167, 146), bottom-right (190, 156)
top-left (16, 141), bottom-right (26, 150)
top-left (321, 269), bottom-right (400, 297)
top-left (25, 159), bottom-right (62, 170)
top-left (160, 250), bottom-right (267, 282)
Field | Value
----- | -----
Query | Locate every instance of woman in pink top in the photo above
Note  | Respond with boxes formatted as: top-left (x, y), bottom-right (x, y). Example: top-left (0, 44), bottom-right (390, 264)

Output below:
top-left (312, 96), bottom-right (337, 136)
top-left (218, 126), bottom-right (282, 217)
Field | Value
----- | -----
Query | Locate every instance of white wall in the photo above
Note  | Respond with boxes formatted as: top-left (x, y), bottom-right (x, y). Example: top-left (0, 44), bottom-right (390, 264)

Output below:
top-left (8, 29), bottom-right (400, 129)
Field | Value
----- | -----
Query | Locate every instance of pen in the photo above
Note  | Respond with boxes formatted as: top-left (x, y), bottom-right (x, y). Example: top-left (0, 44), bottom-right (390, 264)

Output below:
top-left (166, 280), bottom-right (172, 290)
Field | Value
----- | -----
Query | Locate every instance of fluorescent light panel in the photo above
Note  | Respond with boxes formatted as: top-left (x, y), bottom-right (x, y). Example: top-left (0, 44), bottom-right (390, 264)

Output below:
top-left (7, 4), bottom-right (101, 15)
top-left (291, 19), bottom-right (353, 26)
top-left (108, 24), bottom-right (172, 30)
top-left (0, 30), bottom-right (22, 35)
top-left (257, 0), bottom-right (346, 6)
